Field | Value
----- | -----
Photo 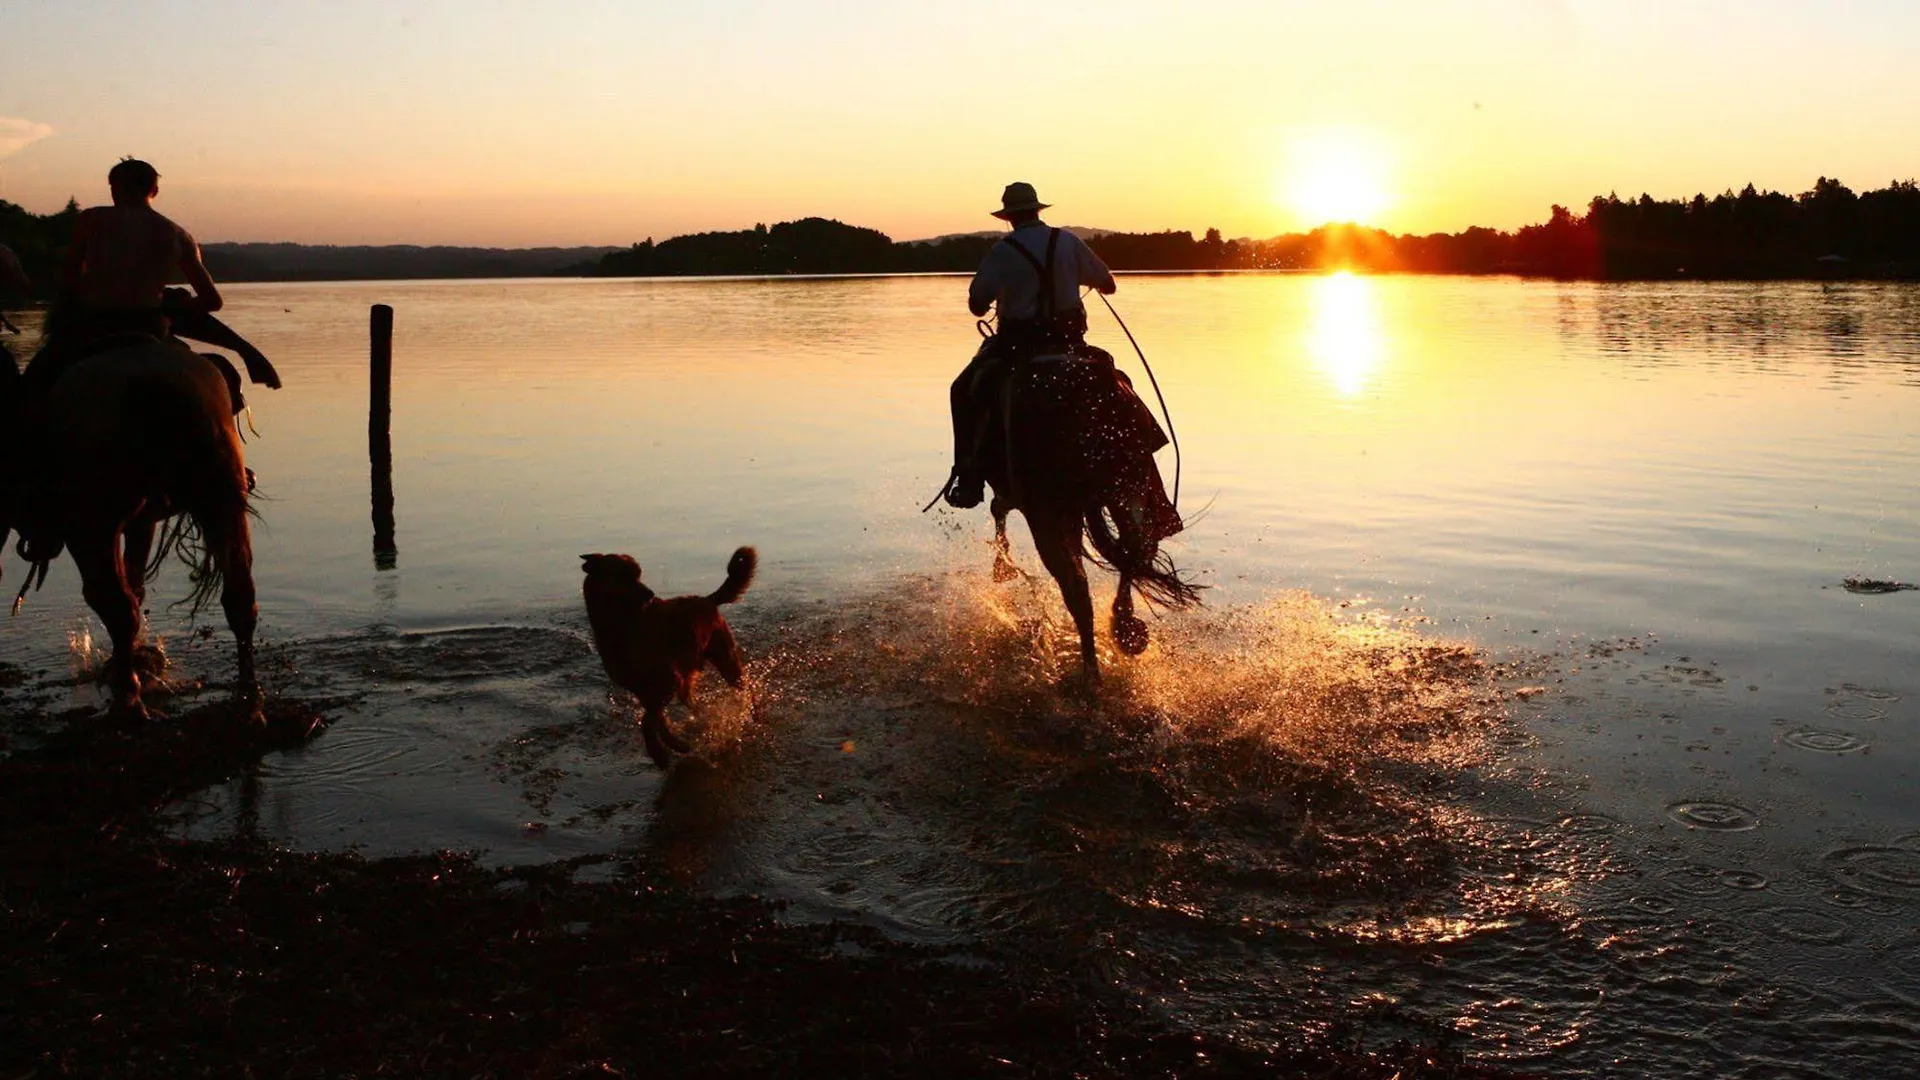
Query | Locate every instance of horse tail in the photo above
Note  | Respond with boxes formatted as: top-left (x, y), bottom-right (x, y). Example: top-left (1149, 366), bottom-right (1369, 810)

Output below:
top-left (147, 375), bottom-right (254, 617)
top-left (1085, 508), bottom-right (1204, 611)
top-left (708, 546), bottom-right (757, 606)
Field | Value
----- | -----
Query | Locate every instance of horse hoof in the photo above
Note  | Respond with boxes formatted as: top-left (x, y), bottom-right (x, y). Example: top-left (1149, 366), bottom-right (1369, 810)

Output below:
top-left (238, 696), bottom-right (267, 728)
top-left (131, 644), bottom-right (167, 678)
top-left (1114, 614), bottom-right (1150, 656)
top-left (1062, 665), bottom-right (1101, 702)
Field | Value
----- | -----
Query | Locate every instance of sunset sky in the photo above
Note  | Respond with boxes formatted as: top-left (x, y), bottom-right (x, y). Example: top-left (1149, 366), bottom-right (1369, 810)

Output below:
top-left (4, 0), bottom-right (1916, 247)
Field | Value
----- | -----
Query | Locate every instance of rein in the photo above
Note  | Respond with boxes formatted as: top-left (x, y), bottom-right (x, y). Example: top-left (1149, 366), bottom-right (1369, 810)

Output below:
top-left (1096, 291), bottom-right (1181, 513)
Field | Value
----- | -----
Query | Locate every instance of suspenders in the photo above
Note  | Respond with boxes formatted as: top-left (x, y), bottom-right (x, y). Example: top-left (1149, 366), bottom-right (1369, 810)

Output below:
top-left (999, 227), bottom-right (1061, 325)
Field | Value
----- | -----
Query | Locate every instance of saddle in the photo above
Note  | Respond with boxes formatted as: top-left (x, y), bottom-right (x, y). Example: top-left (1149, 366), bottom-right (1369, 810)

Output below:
top-left (968, 339), bottom-right (1169, 454)
top-left (969, 340), bottom-right (1181, 542)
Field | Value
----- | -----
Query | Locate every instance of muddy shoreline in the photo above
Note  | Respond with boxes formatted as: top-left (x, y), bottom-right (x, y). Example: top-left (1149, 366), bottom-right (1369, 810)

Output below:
top-left (0, 697), bottom-right (1523, 1079)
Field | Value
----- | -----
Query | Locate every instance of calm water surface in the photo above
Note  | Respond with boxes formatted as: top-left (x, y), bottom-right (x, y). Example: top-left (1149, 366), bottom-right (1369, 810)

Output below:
top-left (5, 274), bottom-right (1919, 1077)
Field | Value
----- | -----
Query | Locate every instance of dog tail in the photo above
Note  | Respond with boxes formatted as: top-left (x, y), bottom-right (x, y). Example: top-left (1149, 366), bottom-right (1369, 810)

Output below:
top-left (709, 546), bottom-right (757, 606)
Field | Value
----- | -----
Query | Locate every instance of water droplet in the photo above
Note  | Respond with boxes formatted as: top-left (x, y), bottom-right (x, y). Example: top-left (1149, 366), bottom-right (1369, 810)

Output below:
top-left (1718, 868), bottom-right (1769, 891)
top-left (1665, 800), bottom-right (1761, 831)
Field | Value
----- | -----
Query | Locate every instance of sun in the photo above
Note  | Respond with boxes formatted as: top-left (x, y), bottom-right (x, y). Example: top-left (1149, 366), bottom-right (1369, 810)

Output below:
top-left (1279, 129), bottom-right (1393, 227)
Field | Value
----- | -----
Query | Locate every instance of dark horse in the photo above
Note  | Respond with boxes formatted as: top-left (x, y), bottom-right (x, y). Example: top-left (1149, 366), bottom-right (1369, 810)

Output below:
top-left (3, 338), bottom-right (260, 721)
top-left (978, 351), bottom-right (1200, 681)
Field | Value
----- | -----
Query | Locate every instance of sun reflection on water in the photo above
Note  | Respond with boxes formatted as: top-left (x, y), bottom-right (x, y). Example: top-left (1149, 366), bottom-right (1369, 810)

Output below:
top-left (1307, 271), bottom-right (1387, 397)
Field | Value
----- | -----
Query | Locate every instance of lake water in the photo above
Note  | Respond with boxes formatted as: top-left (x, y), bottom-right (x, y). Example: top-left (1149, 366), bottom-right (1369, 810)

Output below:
top-left (5, 273), bottom-right (1919, 1077)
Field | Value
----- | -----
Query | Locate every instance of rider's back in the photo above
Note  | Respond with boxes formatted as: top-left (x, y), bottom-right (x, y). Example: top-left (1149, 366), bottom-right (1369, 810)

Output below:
top-left (73, 205), bottom-right (188, 311)
top-left (969, 223), bottom-right (1112, 329)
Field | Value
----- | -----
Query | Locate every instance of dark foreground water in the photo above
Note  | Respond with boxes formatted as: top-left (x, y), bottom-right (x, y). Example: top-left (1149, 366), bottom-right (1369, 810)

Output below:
top-left (4, 274), bottom-right (1918, 1077)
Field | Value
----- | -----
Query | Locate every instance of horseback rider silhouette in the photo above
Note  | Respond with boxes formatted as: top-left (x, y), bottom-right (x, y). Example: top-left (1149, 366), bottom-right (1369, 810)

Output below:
top-left (25, 158), bottom-right (277, 408)
top-left (40, 158), bottom-right (221, 360)
top-left (7, 160), bottom-right (278, 571)
top-left (942, 182), bottom-right (1118, 509)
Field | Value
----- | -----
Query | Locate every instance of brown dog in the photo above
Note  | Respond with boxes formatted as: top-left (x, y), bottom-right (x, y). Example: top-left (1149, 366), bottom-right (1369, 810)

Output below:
top-left (580, 547), bottom-right (756, 767)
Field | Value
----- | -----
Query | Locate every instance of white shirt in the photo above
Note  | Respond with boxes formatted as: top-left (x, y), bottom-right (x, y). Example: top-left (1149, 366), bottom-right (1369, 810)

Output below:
top-left (968, 220), bottom-right (1115, 323)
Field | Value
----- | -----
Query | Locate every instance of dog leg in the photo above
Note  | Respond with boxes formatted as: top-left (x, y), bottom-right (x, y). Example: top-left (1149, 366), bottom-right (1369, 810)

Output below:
top-left (705, 624), bottom-right (747, 688)
top-left (659, 681), bottom-right (697, 755)
top-left (661, 712), bottom-right (694, 755)
top-left (640, 704), bottom-right (679, 768)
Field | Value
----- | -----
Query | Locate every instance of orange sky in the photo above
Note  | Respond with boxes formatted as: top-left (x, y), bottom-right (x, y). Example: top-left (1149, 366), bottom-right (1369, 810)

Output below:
top-left (3, 1), bottom-right (1916, 246)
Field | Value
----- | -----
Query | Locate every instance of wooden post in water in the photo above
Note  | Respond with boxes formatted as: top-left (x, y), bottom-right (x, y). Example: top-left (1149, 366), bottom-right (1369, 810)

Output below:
top-left (370, 304), bottom-right (397, 569)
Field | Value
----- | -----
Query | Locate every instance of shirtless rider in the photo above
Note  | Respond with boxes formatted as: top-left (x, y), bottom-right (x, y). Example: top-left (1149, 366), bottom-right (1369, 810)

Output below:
top-left (32, 158), bottom-right (222, 385)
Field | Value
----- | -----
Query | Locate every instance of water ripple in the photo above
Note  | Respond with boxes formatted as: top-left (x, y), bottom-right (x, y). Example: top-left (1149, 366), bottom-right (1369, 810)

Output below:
top-left (1751, 906), bottom-right (1851, 945)
top-left (1824, 846), bottom-right (1920, 900)
top-left (1780, 726), bottom-right (1870, 754)
top-left (1665, 800), bottom-right (1761, 832)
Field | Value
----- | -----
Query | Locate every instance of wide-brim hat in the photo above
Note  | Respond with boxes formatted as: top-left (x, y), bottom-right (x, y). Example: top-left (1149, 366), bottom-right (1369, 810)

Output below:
top-left (991, 181), bottom-right (1050, 219)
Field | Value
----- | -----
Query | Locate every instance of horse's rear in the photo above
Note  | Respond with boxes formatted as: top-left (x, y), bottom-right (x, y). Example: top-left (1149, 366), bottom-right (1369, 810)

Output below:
top-left (991, 352), bottom-right (1199, 679)
top-left (31, 340), bottom-right (259, 719)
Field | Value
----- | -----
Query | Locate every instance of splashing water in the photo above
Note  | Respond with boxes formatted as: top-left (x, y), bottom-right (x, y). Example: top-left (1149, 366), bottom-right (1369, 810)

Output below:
top-left (66, 621), bottom-right (105, 683)
top-left (154, 572), bottom-right (1611, 1065)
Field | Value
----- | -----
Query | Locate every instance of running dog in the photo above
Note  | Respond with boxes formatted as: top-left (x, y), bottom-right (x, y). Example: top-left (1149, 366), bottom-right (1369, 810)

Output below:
top-left (580, 547), bottom-right (756, 767)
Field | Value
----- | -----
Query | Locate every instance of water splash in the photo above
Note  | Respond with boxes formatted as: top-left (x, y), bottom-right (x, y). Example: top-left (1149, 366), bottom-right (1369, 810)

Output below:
top-left (65, 621), bottom-right (105, 682)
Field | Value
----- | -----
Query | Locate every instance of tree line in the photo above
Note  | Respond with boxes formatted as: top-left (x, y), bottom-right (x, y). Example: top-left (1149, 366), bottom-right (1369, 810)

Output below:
top-left (581, 177), bottom-right (1920, 280)
top-left (5, 176), bottom-right (1918, 293)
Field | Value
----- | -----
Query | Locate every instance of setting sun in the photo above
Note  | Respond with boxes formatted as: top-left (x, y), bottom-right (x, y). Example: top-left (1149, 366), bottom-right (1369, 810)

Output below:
top-left (1280, 129), bottom-right (1394, 227)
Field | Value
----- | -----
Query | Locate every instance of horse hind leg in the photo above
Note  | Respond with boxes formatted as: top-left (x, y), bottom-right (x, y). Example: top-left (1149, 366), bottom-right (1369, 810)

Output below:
top-left (1112, 571), bottom-right (1150, 656)
top-left (202, 502), bottom-right (261, 721)
top-left (72, 532), bottom-right (148, 719)
top-left (1029, 512), bottom-right (1099, 684)
top-left (121, 515), bottom-right (170, 676)
top-left (989, 497), bottom-right (1020, 582)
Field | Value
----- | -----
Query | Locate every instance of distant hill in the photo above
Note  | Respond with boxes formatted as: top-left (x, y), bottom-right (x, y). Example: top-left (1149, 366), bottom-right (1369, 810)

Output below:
top-left (588, 219), bottom-right (1146, 277)
top-left (201, 243), bottom-right (625, 283)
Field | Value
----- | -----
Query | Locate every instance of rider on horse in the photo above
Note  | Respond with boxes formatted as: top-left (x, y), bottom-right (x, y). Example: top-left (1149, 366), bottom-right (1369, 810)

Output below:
top-left (944, 182), bottom-right (1118, 509)
top-left (29, 158), bottom-right (271, 392)
top-left (34, 158), bottom-right (223, 376)
top-left (7, 160), bottom-right (276, 569)
top-left (941, 182), bottom-right (1181, 545)
top-left (23, 158), bottom-right (276, 412)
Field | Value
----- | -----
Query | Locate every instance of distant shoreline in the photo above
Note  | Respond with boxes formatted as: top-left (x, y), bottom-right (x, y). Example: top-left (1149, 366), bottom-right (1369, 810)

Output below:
top-left (6, 174), bottom-right (1917, 291)
top-left (207, 266), bottom-right (1911, 287)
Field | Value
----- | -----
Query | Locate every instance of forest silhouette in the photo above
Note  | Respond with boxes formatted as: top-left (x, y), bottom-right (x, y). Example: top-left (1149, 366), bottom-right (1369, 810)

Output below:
top-left (587, 177), bottom-right (1920, 280)
top-left (4, 176), bottom-right (1918, 289)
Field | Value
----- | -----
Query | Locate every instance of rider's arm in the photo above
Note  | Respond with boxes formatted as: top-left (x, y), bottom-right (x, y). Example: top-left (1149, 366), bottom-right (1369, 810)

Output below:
top-left (1077, 236), bottom-right (1116, 295)
top-left (176, 228), bottom-right (223, 314)
top-left (967, 258), bottom-right (998, 318)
